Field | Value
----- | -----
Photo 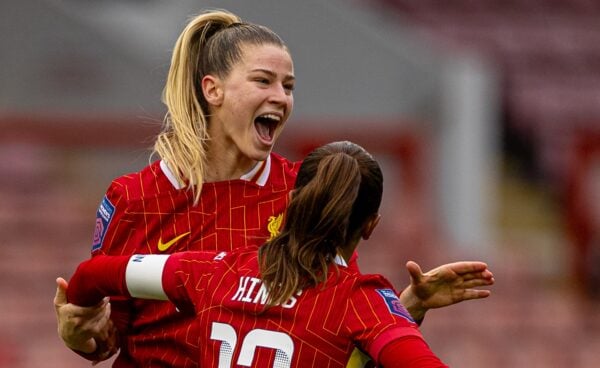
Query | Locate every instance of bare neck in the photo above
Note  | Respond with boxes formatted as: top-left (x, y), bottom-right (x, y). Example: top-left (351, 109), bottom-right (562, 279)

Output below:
top-left (203, 141), bottom-right (257, 183)
top-left (338, 240), bottom-right (360, 264)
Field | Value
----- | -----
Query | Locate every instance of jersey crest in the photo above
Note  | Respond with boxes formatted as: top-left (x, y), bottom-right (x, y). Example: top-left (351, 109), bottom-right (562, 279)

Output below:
top-left (267, 213), bottom-right (284, 240)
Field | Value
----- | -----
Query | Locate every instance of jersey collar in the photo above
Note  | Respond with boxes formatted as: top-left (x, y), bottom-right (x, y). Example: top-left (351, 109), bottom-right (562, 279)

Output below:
top-left (160, 155), bottom-right (271, 190)
top-left (334, 254), bottom-right (348, 267)
top-left (239, 156), bottom-right (271, 187)
top-left (160, 160), bottom-right (184, 189)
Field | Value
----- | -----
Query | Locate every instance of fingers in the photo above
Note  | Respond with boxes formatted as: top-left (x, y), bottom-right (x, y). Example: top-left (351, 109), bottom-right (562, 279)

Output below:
top-left (446, 261), bottom-right (490, 275)
top-left (57, 298), bottom-right (110, 337)
top-left (68, 302), bottom-right (112, 340)
top-left (460, 278), bottom-right (495, 289)
top-left (459, 270), bottom-right (495, 283)
top-left (54, 277), bottom-right (69, 308)
top-left (56, 276), bottom-right (109, 314)
top-left (91, 303), bottom-right (112, 340)
top-left (405, 261), bottom-right (424, 282)
top-left (66, 298), bottom-right (109, 319)
top-left (459, 289), bottom-right (491, 301)
top-left (445, 263), bottom-right (495, 289)
top-left (93, 319), bottom-right (120, 364)
top-left (53, 277), bottom-right (69, 315)
top-left (82, 300), bottom-right (112, 335)
top-left (93, 297), bottom-right (111, 309)
top-left (56, 277), bottom-right (69, 290)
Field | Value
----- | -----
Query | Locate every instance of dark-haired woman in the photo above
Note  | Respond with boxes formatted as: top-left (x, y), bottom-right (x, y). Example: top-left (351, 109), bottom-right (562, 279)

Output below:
top-left (67, 141), bottom-right (449, 367)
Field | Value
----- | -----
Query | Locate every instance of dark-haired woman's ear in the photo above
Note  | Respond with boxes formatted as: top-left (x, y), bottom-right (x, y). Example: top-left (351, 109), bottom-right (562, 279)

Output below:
top-left (201, 75), bottom-right (224, 106)
top-left (361, 214), bottom-right (381, 240)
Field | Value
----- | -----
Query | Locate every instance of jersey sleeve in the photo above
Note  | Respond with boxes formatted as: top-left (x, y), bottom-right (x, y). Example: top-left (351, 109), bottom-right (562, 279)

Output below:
top-left (91, 181), bottom-right (127, 255)
top-left (345, 275), bottom-right (426, 365)
top-left (67, 255), bottom-right (131, 307)
top-left (68, 252), bottom-right (220, 307)
top-left (88, 182), bottom-right (135, 340)
top-left (378, 336), bottom-right (448, 368)
top-left (161, 251), bottom-right (224, 313)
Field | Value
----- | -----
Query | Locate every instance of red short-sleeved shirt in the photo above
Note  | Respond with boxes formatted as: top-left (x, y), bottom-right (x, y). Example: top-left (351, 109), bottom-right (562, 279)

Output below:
top-left (91, 153), bottom-right (299, 367)
top-left (161, 249), bottom-right (424, 367)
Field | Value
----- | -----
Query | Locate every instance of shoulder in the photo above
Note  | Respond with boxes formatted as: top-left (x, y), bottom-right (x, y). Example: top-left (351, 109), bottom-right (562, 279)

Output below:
top-left (267, 152), bottom-right (300, 187)
top-left (109, 160), bottom-right (159, 195)
top-left (317, 267), bottom-right (386, 299)
top-left (328, 270), bottom-right (396, 293)
top-left (107, 160), bottom-right (175, 202)
top-left (223, 247), bottom-right (259, 266)
top-left (350, 274), bottom-right (403, 304)
top-left (350, 274), bottom-right (416, 324)
top-left (196, 247), bottom-right (258, 265)
top-left (198, 247), bottom-right (259, 279)
top-left (270, 151), bottom-right (301, 171)
top-left (353, 273), bottom-right (398, 291)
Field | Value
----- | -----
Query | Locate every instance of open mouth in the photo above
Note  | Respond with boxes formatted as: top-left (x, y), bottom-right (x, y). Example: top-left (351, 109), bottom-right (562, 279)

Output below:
top-left (254, 114), bottom-right (281, 143)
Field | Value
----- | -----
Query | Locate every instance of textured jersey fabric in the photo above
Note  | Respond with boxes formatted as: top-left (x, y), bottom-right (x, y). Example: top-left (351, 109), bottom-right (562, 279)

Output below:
top-left (91, 153), bottom-right (299, 367)
top-left (67, 251), bottom-right (445, 367)
top-left (162, 249), bottom-right (427, 367)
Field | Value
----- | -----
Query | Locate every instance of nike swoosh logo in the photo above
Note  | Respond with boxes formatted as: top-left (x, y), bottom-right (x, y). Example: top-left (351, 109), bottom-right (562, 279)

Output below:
top-left (157, 232), bottom-right (191, 252)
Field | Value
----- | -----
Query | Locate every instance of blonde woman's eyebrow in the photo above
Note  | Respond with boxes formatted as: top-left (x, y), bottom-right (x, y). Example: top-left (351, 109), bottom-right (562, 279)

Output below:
top-left (250, 68), bottom-right (295, 82)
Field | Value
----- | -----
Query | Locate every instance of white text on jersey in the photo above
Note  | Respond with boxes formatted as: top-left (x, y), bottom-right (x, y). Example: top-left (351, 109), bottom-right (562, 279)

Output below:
top-left (231, 276), bottom-right (302, 308)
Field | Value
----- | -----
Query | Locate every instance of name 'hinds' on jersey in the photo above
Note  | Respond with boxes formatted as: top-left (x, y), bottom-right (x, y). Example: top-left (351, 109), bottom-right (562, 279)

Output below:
top-left (171, 249), bottom-right (425, 368)
top-left (231, 275), bottom-right (302, 308)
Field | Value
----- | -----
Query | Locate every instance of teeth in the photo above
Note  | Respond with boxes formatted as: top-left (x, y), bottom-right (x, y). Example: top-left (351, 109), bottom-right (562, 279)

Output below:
top-left (259, 114), bottom-right (281, 122)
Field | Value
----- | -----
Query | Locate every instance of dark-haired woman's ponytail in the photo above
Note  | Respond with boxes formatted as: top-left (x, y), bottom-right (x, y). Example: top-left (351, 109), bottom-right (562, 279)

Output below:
top-left (260, 152), bottom-right (363, 308)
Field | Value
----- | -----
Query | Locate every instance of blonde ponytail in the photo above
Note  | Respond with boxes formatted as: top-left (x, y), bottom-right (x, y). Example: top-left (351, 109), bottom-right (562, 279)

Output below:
top-left (154, 10), bottom-right (241, 203)
top-left (154, 9), bottom-right (287, 204)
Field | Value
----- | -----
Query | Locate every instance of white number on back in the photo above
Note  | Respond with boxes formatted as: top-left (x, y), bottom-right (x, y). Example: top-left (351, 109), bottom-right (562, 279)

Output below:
top-left (210, 322), bottom-right (294, 367)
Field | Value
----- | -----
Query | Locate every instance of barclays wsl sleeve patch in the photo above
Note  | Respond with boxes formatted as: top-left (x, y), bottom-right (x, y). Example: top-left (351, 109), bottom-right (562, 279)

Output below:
top-left (376, 289), bottom-right (415, 323)
top-left (92, 196), bottom-right (115, 252)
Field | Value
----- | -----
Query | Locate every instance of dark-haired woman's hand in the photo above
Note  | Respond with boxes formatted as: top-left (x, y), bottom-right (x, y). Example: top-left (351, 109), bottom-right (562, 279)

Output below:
top-left (399, 261), bottom-right (495, 322)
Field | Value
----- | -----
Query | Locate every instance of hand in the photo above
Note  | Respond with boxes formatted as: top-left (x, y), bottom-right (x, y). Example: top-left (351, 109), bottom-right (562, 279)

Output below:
top-left (54, 277), bottom-right (118, 362)
top-left (399, 261), bottom-right (495, 322)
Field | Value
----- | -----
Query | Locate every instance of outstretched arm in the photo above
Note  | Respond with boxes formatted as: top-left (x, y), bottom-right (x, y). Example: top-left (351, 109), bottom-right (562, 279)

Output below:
top-left (399, 261), bottom-right (495, 322)
top-left (54, 277), bottom-right (118, 362)
top-left (65, 255), bottom-right (134, 307)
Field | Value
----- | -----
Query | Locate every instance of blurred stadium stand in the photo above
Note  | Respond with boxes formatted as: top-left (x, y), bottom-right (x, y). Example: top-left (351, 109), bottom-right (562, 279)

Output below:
top-left (1, 0), bottom-right (599, 366)
top-left (370, 0), bottom-right (600, 187)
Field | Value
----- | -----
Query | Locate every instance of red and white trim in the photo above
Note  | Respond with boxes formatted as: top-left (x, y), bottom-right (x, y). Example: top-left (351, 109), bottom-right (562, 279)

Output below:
top-left (240, 155), bottom-right (271, 187)
top-left (160, 155), bottom-right (271, 189)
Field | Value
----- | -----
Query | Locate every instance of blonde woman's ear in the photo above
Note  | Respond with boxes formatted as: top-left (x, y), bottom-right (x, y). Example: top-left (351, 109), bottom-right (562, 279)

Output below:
top-left (201, 75), bottom-right (224, 106)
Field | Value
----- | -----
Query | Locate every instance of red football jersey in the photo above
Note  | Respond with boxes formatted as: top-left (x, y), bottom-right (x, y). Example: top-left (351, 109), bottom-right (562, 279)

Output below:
top-left (160, 249), bottom-right (425, 368)
top-left (90, 153), bottom-right (300, 367)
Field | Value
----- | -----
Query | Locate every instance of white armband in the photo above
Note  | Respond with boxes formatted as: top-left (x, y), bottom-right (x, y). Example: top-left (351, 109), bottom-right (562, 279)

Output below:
top-left (126, 254), bottom-right (170, 300)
